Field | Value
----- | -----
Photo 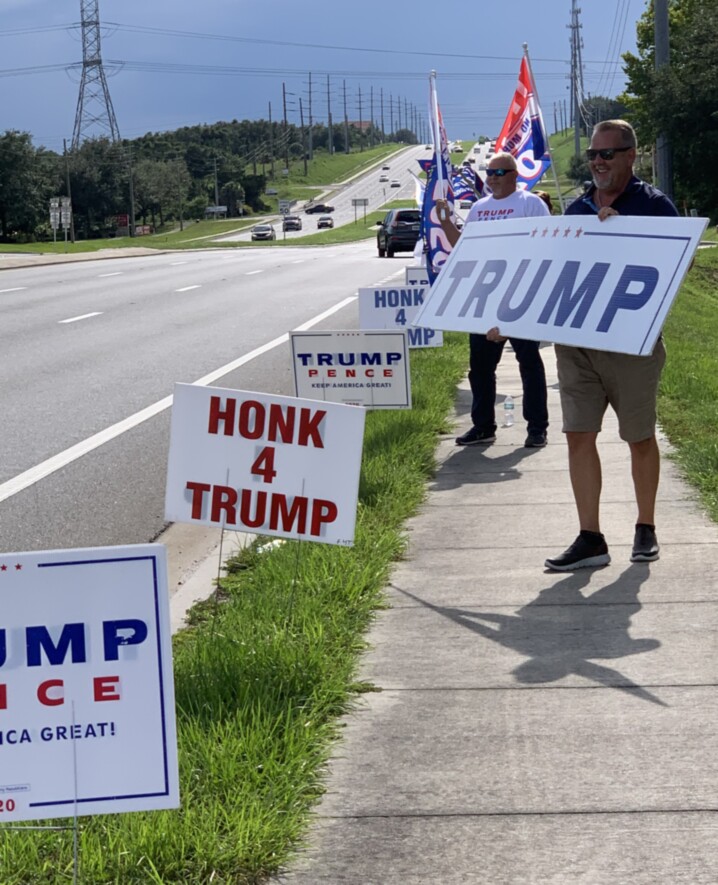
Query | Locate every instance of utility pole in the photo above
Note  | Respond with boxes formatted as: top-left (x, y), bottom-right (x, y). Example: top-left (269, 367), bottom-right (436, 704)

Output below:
top-left (299, 97), bottom-right (308, 176)
top-left (380, 88), bottom-right (385, 142)
top-left (342, 80), bottom-right (352, 153)
top-left (389, 94), bottom-right (394, 137)
top-left (268, 101), bottom-right (275, 178)
top-left (126, 144), bottom-right (136, 237)
top-left (655, 0), bottom-right (673, 200)
top-left (369, 86), bottom-right (374, 147)
top-left (568, 0), bottom-right (584, 157)
top-left (282, 82), bottom-right (289, 169)
top-left (327, 74), bottom-right (333, 155)
top-left (358, 86), bottom-right (364, 152)
top-left (307, 72), bottom-right (314, 160)
top-left (213, 157), bottom-right (220, 208)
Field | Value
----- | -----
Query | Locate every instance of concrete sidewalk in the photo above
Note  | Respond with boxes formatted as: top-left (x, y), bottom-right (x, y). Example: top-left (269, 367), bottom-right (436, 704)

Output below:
top-left (278, 344), bottom-right (718, 884)
top-left (0, 246), bottom-right (164, 269)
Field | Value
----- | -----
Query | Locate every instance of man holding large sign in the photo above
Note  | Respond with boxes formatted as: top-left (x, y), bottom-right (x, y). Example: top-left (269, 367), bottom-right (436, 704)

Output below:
top-left (545, 120), bottom-right (681, 571)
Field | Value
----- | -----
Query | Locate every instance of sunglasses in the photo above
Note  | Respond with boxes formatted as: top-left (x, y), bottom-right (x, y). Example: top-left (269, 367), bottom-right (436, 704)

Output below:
top-left (485, 168), bottom-right (515, 177)
top-left (585, 146), bottom-right (633, 161)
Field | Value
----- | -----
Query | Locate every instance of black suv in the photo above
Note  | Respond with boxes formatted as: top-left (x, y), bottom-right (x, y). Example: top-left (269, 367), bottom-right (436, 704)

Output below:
top-left (376, 209), bottom-right (421, 257)
top-left (305, 203), bottom-right (335, 214)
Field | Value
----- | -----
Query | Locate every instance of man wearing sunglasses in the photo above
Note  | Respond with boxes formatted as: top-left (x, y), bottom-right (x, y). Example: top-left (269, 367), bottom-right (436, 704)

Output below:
top-left (545, 119), bottom-right (679, 572)
top-left (436, 153), bottom-right (551, 449)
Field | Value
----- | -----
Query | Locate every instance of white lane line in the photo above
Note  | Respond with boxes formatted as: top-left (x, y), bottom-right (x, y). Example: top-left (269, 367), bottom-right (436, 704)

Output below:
top-left (176, 285), bottom-right (201, 292)
top-left (98, 272), bottom-right (122, 278)
top-left (292, 260), bottom-right (305, 264)
top-left (0, 294), bottom-right (357, 505)
top-left (169, 261), bottom-right (188, 266)
top-left (58, 312), bottom-right (103, 324)
top-left (0, 287), bottom-right (27, 293)
top-left (246, 270), bottom-right (263, 275)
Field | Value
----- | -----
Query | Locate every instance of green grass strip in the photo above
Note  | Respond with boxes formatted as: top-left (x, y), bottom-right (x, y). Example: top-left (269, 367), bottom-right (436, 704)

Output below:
top-left (1, 333), bottom-right (468, 884)
top-left (658, 247), bottom-right (718, 519)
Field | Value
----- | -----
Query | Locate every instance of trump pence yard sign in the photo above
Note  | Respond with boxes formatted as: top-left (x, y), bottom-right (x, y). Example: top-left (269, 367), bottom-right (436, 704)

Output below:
top-left (165, 384), bottom-right (365, 547)
top-left (413, 215), bottom-right (707, 356)
top-left (0, 544), bottom-right (178, 822)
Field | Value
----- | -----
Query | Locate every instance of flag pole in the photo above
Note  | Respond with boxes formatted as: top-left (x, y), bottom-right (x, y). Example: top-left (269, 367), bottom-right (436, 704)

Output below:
top-left (429, 70), bottom-right (447, 218)
top-left (523, 43), bottom-right (565, 213)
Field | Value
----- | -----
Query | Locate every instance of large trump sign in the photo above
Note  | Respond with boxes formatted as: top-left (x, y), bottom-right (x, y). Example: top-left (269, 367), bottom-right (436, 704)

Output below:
top-left (413, 216), bottom-right (707, 355)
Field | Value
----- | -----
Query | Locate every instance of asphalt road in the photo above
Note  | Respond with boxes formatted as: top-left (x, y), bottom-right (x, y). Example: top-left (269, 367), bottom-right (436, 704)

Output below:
top-left (217, 144), bottom-right (431, 242)
top-left (0, 242), bottom-right (411, 552)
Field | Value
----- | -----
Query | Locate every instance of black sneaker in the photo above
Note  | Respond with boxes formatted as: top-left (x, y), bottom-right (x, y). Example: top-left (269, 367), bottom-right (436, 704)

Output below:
top-left (545, 532), bottom-right (611, 571)
top-left (525, 432), bottom-right (547, 448)
top-left (455, 427), bottom-right (496, 446)
top-left (631, 524), bottom-right (659, 562)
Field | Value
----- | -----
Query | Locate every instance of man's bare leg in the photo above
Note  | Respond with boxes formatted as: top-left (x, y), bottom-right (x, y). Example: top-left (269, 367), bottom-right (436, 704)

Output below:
top-left (566, 431), bottom-right (602, 532)
top-left (629, 435), bottom-right (660, 525)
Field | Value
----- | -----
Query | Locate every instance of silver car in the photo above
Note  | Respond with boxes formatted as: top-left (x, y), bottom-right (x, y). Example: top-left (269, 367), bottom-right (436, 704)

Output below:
top-left (251, 224), bottom-right (276, 241)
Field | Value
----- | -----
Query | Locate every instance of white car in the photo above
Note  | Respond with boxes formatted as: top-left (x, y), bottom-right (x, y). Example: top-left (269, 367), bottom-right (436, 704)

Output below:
top-left (379, 174), bottom-right (389, 182)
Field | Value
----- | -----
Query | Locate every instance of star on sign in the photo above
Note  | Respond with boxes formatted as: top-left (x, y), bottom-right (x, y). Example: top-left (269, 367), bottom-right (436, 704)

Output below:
top-left (563, 228), bottom-right (571, 238)
top-left (531, 228), bottom-right (538, 237)
top-left (575, 227), bottom-right (584, 237)
top-left (541, 228), bottom-right (549, 237)
top-left (552, 227), bottom-right (561, 237)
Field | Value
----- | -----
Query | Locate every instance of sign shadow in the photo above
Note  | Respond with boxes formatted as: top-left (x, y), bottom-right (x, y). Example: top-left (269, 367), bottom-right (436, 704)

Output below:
top-left (393, 565), bottom-right (665, 706)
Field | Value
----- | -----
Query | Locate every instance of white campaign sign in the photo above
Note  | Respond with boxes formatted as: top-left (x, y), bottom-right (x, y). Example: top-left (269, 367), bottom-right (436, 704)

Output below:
top-left (291, 330), bottom-right (412, 410)
top-left (0, 544), bottom-right (178, 822)
top-left (413, 215), bottom-right (707, 355)
top-left (165, 384), bottom-right (365, 546)
top-left (357, 286), bottom-right (443, 348)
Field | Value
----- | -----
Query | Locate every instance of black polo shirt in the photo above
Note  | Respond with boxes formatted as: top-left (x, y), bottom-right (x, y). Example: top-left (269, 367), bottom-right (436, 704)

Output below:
top-left (565, 175), bottom-right (679, 217)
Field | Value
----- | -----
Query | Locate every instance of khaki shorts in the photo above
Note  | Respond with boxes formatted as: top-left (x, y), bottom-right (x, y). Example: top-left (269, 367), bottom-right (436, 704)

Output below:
top-left (555, 339), bottom-right (666, 443)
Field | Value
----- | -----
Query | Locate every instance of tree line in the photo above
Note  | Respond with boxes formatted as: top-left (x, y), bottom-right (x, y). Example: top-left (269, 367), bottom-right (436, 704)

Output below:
top-left (0, 118), bottom-right (415, 242)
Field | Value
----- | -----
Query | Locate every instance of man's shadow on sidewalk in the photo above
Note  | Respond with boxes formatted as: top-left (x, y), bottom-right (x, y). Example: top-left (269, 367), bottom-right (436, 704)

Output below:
top-left (431, 445), bottom-right (539, 492)
top-left (393, 566), bottom-right (666, 706)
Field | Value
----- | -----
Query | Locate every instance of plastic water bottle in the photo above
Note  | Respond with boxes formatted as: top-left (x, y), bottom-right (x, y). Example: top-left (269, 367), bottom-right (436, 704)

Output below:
top-left (503, 395), bottom-right (515, 427)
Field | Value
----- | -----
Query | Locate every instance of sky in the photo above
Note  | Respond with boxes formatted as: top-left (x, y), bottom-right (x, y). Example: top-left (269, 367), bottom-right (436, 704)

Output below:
top-left (1, 0), bottom-right (649, 153)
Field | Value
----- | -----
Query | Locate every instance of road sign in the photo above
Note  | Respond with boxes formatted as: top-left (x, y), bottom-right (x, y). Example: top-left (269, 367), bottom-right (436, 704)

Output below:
top-left (279, 200), bottom-right (292, 215)
top-left (352, 198), bottom-right (369, 207)
top-left (60, 197), bottom-right (72, 229)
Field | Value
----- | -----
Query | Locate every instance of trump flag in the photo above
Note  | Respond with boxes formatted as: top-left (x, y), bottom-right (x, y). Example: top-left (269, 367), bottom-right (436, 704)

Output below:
top-left (496, 55), bottom-right (551, 191)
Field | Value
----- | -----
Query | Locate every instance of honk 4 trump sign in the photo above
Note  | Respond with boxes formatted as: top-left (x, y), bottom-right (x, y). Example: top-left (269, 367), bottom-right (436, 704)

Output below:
top-left (413, 215), bottom-right (707, 355)
top-left (165, 384), bottom-right (365, 547)
top-left (0, 545), bottom-right (178, 822)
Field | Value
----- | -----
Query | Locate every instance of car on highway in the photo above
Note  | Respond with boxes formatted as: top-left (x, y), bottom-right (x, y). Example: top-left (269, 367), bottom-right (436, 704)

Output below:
top-left (382, 164), bottom-right (391, 170)
top-left (251, 223), bottom-right (276, 241)
top-left (379, 173), bottom-right (389, 182)
top-left (305, 203), bottom-right (334, 214)
top-left (425, 145), bottom-right (433, 150)
top-left (317, 215), bottom-right (334, 229)
top-left (390, 179), bottom-right (401, 188)
top-left (282, 215), bottom-right (302, 231)
top-left (376, 208), bottom-right (421, 258)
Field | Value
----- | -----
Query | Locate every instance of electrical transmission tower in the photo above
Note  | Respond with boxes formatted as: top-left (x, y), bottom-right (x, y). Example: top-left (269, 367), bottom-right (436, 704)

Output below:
top-left (71, 0), bottom-right (121, 149)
